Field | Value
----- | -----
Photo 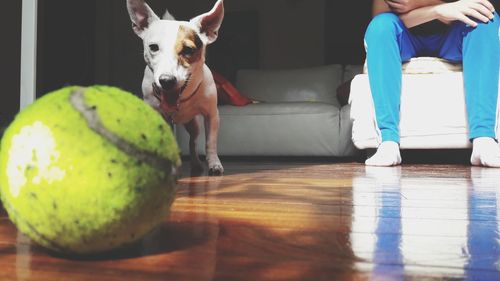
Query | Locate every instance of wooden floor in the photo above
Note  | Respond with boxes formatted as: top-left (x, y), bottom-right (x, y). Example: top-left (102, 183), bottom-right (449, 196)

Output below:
top-left (1, 159), bottom-right (500, 280)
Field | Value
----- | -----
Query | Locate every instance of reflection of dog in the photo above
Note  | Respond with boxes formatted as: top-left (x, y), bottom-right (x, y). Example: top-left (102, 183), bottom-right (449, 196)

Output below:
top-left (127, 0), bottom-right (224, 175)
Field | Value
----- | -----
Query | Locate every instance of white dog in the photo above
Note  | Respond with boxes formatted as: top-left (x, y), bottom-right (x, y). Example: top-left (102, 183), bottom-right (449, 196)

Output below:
top-left (127, 0), bottom-right (224, 175)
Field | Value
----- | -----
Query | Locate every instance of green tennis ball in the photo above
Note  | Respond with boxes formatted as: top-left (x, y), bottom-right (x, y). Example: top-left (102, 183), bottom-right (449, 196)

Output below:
top-left (0, 86), bottom-right (181, 255)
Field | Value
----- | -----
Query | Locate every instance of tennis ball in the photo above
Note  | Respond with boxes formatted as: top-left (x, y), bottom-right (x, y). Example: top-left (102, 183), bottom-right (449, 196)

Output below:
top-left (0, 86), bottom-right (181, 255)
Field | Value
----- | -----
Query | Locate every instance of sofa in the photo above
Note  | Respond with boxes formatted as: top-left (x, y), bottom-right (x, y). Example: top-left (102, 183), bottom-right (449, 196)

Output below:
top-left (349, 57), bottom-right (500, 150)
top-left (175, 64), bottom-right (361, 157)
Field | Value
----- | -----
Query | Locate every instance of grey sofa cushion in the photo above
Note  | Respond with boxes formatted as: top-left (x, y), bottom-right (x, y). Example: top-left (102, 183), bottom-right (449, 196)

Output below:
top-left (176, 102), bottom-right (352, 156)
top-left (219, 101), bottom-right (337, 116)
top-left (236, 64), bottom-right (343, 108)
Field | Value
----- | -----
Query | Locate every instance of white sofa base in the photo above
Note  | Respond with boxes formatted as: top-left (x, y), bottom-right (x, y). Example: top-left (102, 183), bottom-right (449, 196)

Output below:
top-left (349, 73), bottom-right (500, 150)
top-left (176, 102), bottom-right (358, 157)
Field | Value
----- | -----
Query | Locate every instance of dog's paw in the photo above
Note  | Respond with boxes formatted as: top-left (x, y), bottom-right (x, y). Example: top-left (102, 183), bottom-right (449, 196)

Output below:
top-left (208, 164), bottom-right (224, 176)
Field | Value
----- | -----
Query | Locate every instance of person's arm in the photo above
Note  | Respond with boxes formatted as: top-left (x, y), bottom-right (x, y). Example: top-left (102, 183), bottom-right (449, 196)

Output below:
top-left (399, 0), bottom-right (495, 28)
top-left (385, 0), bottom-right (446, 14)
top-left (373, 0), bottom-right (391, 17)
top-left (397, 5), bottom-right (443, 27)
top-left (372, 0), bottom-right (446, 17)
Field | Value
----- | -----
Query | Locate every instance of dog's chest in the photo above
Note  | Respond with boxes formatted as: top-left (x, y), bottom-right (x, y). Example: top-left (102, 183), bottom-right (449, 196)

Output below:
top-left (168, 100), bottom-right (203, 124)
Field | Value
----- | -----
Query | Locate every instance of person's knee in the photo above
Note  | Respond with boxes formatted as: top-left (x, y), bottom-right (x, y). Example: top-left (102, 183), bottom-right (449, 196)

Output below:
top-left (365, 13), bottom-right (401, 42)
top-left (479, 11), bottom-right (499, 30)
top-left (466, 11), bottom-right (500, 37)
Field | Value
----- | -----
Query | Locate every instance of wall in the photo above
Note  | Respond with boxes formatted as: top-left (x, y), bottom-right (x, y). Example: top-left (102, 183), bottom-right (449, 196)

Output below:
top-left (225, 0), bottom-right (325, 69)
top-left (131, 0), bottom-right (326, 70)
top-left (37, 0), bottom-right (97, 95)
top-left (3, 0), bottom-right (373, 111)
top-left (325, 1), bottom-right (372, 65)
top-left (93, 0), bottom-right (326, 96)
top-left (0, 2), bottom-right (22, 129)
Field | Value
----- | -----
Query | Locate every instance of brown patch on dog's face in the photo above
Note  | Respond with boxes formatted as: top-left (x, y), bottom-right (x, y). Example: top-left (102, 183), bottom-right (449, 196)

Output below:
top-left (175, 25), bottom-right (204, 67)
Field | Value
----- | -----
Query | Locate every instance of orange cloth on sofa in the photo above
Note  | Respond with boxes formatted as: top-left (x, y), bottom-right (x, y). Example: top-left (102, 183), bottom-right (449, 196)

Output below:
top-left (213, 71), bottom-right (253, 106)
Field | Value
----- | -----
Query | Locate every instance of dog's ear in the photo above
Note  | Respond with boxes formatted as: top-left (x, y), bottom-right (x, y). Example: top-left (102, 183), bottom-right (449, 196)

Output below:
top-left (162, 10), bottom-right (175, 21)
top-left (126, 0), bottom-right (160, 37)
top-left (190, 0), bottom-right (224, 44)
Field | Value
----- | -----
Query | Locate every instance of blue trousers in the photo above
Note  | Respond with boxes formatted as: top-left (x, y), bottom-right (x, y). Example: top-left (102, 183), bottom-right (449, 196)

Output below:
top-left (364, 13), bottom-right (500, 143)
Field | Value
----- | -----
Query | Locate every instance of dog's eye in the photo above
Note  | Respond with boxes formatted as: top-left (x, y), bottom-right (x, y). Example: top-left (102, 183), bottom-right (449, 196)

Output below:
top-left (149, 44), bottom-right (159, 53)
top-left (181, 46), bottom-right (196, 57)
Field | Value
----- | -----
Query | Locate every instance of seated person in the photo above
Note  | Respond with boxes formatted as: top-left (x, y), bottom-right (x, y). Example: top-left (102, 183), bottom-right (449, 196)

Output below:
top-left (364, 0), bottom-right (500, 167)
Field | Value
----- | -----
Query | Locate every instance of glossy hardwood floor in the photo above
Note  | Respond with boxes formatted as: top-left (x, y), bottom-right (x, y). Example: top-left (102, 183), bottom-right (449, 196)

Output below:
top-left (1, 158), bottom-right (499, 280)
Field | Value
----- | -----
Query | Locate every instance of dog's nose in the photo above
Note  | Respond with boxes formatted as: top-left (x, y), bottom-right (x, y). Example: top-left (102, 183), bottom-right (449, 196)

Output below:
top-left (159, 75), bottom-right (177, 91)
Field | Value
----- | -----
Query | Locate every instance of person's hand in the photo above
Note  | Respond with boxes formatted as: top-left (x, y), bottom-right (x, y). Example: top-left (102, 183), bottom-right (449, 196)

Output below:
top-left (434, 0), bottom-right (495, 27)
top-left (385, 0), bottom-right (419, 14)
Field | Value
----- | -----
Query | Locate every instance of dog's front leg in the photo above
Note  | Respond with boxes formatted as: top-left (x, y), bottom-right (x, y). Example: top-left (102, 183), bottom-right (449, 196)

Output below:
top-left (204, 111), bottom-right (224, 176)
top-left (184, 118), bottom-right (204, 172)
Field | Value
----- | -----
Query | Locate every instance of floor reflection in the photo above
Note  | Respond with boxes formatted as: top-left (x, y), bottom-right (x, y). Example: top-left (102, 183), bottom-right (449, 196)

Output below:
top-left (372, 168), bottom-right (404, 280)
top-left (351, 166), bottom-right (500, 280)
top-left (16, 232), bottom-right (31, 281)
top-left (467, 168), bottom-right (500, 281)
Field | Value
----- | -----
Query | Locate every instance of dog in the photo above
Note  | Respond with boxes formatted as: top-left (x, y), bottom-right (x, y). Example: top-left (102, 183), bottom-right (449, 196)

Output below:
top-left (127, 0), bottom-right (224, 176)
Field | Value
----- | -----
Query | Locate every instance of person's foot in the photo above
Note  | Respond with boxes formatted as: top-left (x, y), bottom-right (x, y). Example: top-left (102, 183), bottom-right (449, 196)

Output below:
top-left (365, 141), bottom-right (402, 166)
top-left (470, 137), bottom-right (500, 168)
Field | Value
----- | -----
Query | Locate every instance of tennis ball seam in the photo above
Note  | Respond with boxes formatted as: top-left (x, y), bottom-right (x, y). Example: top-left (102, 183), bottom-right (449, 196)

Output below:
top-left (69, 88), bottom-right (176, 174)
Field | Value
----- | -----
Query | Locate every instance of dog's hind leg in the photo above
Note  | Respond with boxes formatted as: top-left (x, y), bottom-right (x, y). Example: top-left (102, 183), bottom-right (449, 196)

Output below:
top-left (204, 112), bottom-right (224, 176)
top-left (184, 118), bottom-right (204, 172)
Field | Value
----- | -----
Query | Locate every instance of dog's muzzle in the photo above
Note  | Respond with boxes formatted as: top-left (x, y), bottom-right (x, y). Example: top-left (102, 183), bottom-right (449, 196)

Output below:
top-left (152, 75), bottom-right (191, 113)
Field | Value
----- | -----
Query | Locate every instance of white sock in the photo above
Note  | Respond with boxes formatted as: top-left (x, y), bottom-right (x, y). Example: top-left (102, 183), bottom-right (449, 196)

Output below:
top-left (365, 141), bottom-right (402, 167)
top-left (470, 137), bottom-right (500, 168)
